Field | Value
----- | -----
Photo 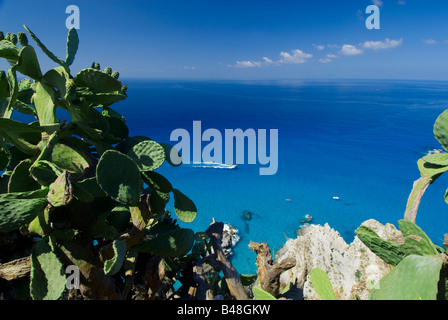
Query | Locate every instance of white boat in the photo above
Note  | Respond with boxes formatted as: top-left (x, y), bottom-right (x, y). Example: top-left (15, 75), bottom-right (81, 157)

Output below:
top-left (190, 162), bottom-right (238, 169)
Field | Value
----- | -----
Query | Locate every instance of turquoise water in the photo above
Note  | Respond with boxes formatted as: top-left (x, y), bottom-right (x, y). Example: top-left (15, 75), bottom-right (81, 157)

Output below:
top-left (118, 79), bottom-right (448, 274)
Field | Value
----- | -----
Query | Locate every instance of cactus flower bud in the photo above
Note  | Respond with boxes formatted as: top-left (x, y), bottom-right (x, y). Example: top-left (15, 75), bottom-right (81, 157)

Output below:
top-left (17, 32), bottom-right (28, 46)
top-left (104, 67), bottom-right (112, 75)
top-left (7, 33), bottom-right (18, 45)
top-left (111, 71), bottom-right (120, 79)
top-left (91, 62), bottom-right (101, 70)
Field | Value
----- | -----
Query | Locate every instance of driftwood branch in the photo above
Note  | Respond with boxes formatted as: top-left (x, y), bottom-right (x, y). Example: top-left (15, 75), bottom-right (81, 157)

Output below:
top-left (249, 241), bottom-right (296, 297)
top-left (206, 222), bottom-right (249, 300)
top-left (0, 256), bottom-right (31, 281)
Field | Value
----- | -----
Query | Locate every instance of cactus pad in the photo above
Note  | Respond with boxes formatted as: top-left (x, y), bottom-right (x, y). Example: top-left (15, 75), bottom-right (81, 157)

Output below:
top-left (131, 227), bottom-right (194, 258)
top-left (30, 238), bottom-right (67, 300)
top-left (172, 188), bottom-right (197, 223)
top-left (96, 150), bottom-right (142, 206)
top-left (309, 268), bottom-right (336, 300)
top-left (369, 255), bottom-right (444, 300)
top-left (127, 140), bottom-right (166, 172)
top-left (0, 189), bottom-right (48, 232)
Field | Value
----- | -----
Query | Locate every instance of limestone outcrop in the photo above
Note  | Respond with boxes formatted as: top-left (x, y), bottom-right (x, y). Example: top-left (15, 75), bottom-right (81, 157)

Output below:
top-left (276, 219), bottom-right (404, 300)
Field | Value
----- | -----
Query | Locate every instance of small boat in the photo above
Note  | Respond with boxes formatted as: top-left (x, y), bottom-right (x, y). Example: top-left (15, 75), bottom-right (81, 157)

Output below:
top-left (191, 162), bottom-right (238, 169)
top-left (332, 196), bottom-right (340, 200)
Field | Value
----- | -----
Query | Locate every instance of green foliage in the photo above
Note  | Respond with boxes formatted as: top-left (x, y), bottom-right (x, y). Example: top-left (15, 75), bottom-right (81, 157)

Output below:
top-left (0, 26), bottom-right (198, 300)
top-left (96, 150), bottom-right (142, 206)
top-left (356, 219), bottom-right (443, 267)
top-left (252, 286), bottom-right (277, 300)
top-left (103, 239), bottom-right (127, 276)
top-left (30, 238), bottom-right (67, 300)
top-left (369, 255), bottom-right (444, 300)
top-left (357, 220), bottom-right (448, 300)
top-left (309, 268), bottom-right (336, 300)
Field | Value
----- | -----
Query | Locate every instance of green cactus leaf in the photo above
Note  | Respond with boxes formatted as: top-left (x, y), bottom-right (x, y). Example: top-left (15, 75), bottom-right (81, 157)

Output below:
top-left (434, 109), bottom-right (448, 152)
top-left (17, 78), bottom-right (34, 104)
top-left (172, 188), bottom-right (197, 223)
top-left (0, 188), bottom-right (48, 232)
top-left (76, 87), bottom-right (127, 106)
top-left (30, 238), bottom-right (66, 300)
top-left (252, 286), bottom-right (277, 300)
top-left (0, 40), bottom-right (20, 60)
top-left (4, 66), bottom-right (18, 119)
top-left (0, 146), bottom-right (11, 171)
top-left (47, 171), bottom-right (73, 207)
top-left (127, 140), bottom-right (166, 172)
top-left (16, 46), bottom-right (43, 80)
top-left (131, 227), bottom-right (195, 258)
top-left (160, 143), bottom-right (182, 167)
top-left (49, 143), bottom-right (92, 176)
top-left (74, 68), bottom-right (122, 92)
top-left (117, 136), bottom-right (152, 154)
top-left (149, 190), bottom-right (170, 215)
top-left (14, 99), bottom-right (35, 115)
top-left (65, 27), bottom-right (79, 67)
top-left (417, 158), bottom-right (448, 181)
top-left (29, 160), bottom-right (62, 186)
top-left (309, 268), bottom-right (336, 300)
top-left (0, 70), bottom-right (8, 100)
top-left (355, 225), bottom-right (406, 266)
top-left (103, 239), bottom-right (127, 276)
top-left (17, 32), bottom-right (28, 46)
top-left (23, 25), bottom-right (68, 72)
top-left (96, 150), bottom-right (142, 206)
top-left (42, 67), bottom-right (70, 99)
top-left (369, 255), bottom-right (444, 300)
top-left (421, 152), bottom-right (448, 166)
top-left (33, 81), bottom-right (57, 126)
top-left (103, 112), bottom-right (129, 140)
top-left (108, 206), bottom-right (131, 232)
top-left (8, 158), bottom-right (40, 192)
top-left (76, 177), bottom-right (107, 198)
top-left (142, 171), bottom-right (173, 193)
top-left (0, 118), bottom-right (41, 134)
top-left (398, 219), bottom-right (443, 255)
top-left (27, 208), bottom-right (50, 236)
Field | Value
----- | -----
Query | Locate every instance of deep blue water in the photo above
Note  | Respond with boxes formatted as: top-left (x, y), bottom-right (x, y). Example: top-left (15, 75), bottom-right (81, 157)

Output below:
top-left (14, 79), bottom-right (438, 274)
top-left (113, 79), bottom-right (448, 275)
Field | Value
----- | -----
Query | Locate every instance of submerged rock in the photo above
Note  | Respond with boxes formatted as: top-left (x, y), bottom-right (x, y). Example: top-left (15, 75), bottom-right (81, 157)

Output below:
top-left (242, 210), bottom-right (253, 221)
top-left (276, 219), bottom-right (404, 300)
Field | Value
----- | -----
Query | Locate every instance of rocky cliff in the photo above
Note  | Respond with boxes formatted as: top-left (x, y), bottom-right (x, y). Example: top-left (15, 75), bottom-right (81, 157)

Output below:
top-left (276, 219), bottom-right (405, 300)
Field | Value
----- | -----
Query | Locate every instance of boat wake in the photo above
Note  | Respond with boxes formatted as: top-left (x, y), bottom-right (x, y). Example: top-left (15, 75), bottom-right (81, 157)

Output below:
top-left (187, 162), bottom-right (238, 169)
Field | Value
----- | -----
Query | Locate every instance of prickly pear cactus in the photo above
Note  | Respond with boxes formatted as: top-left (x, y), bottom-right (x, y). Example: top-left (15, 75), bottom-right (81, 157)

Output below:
top-left (309, 268), bottom-right (336, 300)
top-left (0, 25), bottom-right (199, 300)
top-left (30, 238), bottom-right (67, 300)
top-left (369, 255), bottom-right (444, 300)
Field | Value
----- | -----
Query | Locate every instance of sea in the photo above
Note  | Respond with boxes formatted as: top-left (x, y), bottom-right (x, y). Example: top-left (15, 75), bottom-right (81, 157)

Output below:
top-left (12, 79), bottom-right (444, 275)
top-left (111, 79), bottom-right (448, 275)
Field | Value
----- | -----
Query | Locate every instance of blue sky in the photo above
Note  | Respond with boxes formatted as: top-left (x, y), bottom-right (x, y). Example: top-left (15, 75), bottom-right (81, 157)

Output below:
top-left (0, 0), bottom-right (447, 80)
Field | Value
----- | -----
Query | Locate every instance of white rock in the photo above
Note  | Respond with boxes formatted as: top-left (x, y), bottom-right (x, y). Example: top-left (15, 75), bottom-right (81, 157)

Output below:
top-left (276, 219), bottom-right (404, 300)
